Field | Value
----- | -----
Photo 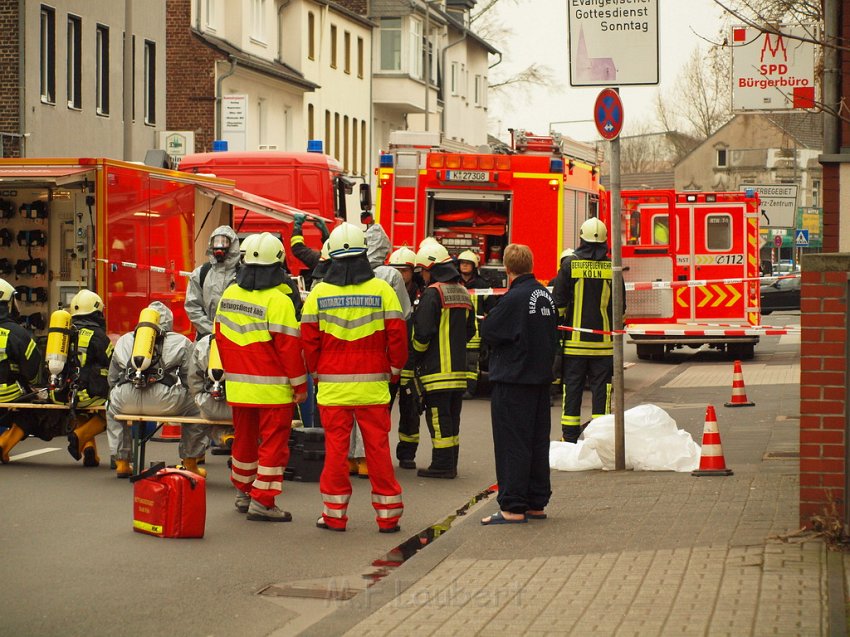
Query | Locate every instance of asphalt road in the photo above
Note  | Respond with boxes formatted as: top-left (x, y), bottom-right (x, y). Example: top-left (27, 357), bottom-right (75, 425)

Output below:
top-left (0, 311), bottom-right (799, 636)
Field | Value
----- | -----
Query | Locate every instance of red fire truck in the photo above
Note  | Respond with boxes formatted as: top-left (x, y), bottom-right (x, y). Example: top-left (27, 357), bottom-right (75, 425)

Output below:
top-left (0, 157), bottom-right (301, 340)
top-left (374, 130), bottom-right (604, 286)
top-left (616, 189), bottom-right (762, 360)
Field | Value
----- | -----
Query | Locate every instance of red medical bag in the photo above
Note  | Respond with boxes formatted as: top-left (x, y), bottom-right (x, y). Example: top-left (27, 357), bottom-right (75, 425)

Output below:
top-left (130, 463), bottom-right (206, 538)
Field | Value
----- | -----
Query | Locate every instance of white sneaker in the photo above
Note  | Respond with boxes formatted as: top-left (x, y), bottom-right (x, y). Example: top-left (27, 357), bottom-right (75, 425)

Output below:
top-left (235, 491), bottom-right (250, 513)
top-left (246, 499), bottom-right (292, 522)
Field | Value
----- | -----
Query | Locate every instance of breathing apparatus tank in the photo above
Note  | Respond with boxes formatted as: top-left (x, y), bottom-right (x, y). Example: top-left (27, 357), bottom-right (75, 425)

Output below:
top-left (46, 309), bottom-right (73, 389)
top-left (207, 337), bottom-right (225, 400)
top-left (130, 307), bottom-right (161, 387)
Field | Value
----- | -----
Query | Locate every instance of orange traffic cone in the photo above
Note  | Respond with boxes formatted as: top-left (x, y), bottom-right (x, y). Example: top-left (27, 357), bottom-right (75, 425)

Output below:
top-left (152, 422), bottom-right (181, 442)
top-left (692, 406), bottom-right (733, 476)
top-left (724, 360), bottom-right (755, 407)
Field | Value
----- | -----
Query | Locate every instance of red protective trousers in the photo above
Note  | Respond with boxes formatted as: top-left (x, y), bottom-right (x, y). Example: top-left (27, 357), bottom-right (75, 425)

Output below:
top-left (319, 404), bottom-right (403, 531)
top-left (230, 405), bottom-right (294, 508)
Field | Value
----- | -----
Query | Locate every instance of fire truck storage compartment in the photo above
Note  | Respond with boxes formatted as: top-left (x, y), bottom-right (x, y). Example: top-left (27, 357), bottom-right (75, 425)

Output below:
top-left (623, 256), bottom-right (674, 320)
top-left (0, 181), bottom-right (93, 345)
top-left (428, 190), bottom-right (511, 288)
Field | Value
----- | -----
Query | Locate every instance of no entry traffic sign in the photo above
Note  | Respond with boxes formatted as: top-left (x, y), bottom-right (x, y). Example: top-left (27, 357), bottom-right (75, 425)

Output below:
top-left (594, 88), bottom-right (624, 140)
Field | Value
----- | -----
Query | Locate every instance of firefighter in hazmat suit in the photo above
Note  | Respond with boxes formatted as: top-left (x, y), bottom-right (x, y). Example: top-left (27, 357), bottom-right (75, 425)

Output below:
top-left (50, 289), bottom-right (114, 466)
top-left (188, 333), bottom-right (232, 448)
top-left (106, 301), bottom-right (203, 478)
top-left (0, 278), bottom-right (42, 463)
top-left (184, 225), bottom-right (241, 339)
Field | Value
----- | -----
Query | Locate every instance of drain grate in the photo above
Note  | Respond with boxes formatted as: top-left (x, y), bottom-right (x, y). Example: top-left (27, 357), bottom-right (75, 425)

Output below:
top-left (763, 450), bottom-right (799, 459)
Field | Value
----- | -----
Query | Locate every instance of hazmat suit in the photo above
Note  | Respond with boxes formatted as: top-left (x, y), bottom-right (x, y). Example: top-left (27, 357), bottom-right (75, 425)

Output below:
top-left (188, 334), bottom-right (233, 450)
top-left (184, 225), bottom-right (240, 338)
top-left (106, 301), bottom-right (203, 477)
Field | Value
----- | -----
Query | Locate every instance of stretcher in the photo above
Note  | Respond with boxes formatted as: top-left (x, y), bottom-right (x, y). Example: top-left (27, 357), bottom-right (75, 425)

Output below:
top-left (114, 414), bottom-right (232, 476)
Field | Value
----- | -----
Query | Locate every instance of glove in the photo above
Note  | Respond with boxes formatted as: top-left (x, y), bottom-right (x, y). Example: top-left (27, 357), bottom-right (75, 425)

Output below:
top-left (292, 213), bottom-right (306, 235)
top-left (312, 218), bottom-right (330, 242)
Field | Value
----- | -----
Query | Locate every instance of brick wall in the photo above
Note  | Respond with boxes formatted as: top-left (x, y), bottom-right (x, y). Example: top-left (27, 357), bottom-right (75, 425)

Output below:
top-left (0, 2), bottom-right (20, 157)
top-left (165, 0), bottom-right (223, 153)
top-left (799, 253), bottom-right (850, 529)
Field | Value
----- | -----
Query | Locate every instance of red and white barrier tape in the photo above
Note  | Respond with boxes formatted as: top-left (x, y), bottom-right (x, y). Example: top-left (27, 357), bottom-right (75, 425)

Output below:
top-left (558, 325), bottom-right (800, 337)
top-left (97, 258), bottom-right (194, 278)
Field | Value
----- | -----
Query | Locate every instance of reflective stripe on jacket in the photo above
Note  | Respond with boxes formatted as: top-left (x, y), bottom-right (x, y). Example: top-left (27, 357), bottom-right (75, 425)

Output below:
top-left (0, 321), bottom-right (40, 402)
top-left (215, 285), bottom-right (307, 406)
top-left (301, 277), bottom-right (408, 406)
top-left (557, 257), bottom-right (614, 356)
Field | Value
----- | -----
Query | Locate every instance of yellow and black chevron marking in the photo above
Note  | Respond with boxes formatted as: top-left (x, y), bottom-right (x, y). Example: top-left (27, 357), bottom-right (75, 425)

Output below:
top-left (697, 284), bottom-right (743, 308)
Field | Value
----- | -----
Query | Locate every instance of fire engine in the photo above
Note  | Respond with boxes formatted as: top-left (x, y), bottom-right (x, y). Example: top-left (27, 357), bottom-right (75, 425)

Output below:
top-left (615, 189), bottom-right (762, 360)
top-left (374, 130), bottom-right (604, 286)
top-left (0, 157), bottom-right (301, 340)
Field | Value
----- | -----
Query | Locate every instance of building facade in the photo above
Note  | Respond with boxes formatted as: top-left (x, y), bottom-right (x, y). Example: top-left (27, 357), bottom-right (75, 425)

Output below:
top-left (0, 0), bottom-right (166, 160)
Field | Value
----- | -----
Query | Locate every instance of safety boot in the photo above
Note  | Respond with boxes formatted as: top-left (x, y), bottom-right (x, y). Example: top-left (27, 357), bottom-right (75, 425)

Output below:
top-left (67, 414), bottom-right (106, 461)
top-left (115, 459), bottom-right (132, 478)
top-left (247, 500), bottom-right (292, 522)
top-left (356, 458), bottom-right (368, 479)
top-left (180, 457), bottom-right (207, 478)
top-left (234, 490), bottom-right (251, 514)
top-left (348, 458), bottom-right (359, 475)
top-left (81, 440), bottom-right (100, 467)
top-left (416, 448), bottom-right (456, 479)
top-left (0, 425), bottom-right (26, 464)
top-left (211, 432), bottom-right (234, 456)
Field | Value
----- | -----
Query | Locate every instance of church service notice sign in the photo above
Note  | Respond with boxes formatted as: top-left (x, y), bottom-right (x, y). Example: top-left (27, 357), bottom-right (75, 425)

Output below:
top-left (568, 0), bottom-right (659, 87)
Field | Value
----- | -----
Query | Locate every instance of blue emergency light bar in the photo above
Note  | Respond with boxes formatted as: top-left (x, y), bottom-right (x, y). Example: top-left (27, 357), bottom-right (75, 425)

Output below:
top-left (307, 140), bottom-right (324, 153)
top-left (549, 158), bottom-right (564, 173)
top-left (379, 154), bottom-right (394, 167)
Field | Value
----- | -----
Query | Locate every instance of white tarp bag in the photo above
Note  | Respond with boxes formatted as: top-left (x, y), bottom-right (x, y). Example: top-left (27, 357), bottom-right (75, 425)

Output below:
top-left (549, 404), bottom-right (701, 472)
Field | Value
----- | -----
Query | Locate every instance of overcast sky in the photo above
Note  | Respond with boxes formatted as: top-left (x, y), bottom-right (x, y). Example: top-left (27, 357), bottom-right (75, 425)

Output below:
top-left (486, 0), bottom-right (727, 143)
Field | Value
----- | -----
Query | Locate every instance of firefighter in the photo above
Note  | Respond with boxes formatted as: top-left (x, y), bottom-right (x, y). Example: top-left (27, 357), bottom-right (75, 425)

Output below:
top-left (388, 246), bottom-right (424, 470)
top-left (215, 232), bottom-right (307, 522)
top-left (301, 222), bottom-right (407, 532)
top-left (457, 249), bottom-right (493, 398)
top-left (411, 241), bottom-right (475, 478)
top-left (106, 301), bottom-right (203, 478)
top-left (552, 218), bottom-right (623, 443)
top-left (188, 333), bottom-right (232, 449)
top-left (52, 289), bottom-right (113, 467)
top-left (0, 279), bottom-right (42, 463)
top-left (290, 212), bottom-right (330, 287)
top-left (184, 225), bottom-right (240, 339)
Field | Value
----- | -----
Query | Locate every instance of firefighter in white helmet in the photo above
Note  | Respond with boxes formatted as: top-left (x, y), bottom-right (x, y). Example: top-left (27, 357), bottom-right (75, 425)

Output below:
top-left (0, 278), bottom-right (42, 463)
top-left (388, 246), bottom-right (423, 306)
top-left (408, 240), bottom-right (475, 478)
top-left (50, 289), bottom-right (114, 466)
top-left (456, 249), bottom-right (495, 398)
top-left (106, 301), bottom-right (203, 478)
top-left (215, 232), bottom-right (308, 521)
top-left (552, 217), bottom-right (624, 443)
top-left (302, 222), bottom-right (407, 532)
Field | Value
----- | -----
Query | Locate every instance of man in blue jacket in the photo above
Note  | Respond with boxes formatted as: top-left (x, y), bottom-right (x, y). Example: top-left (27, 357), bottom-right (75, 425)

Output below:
top-left (479, 244), bottom-right (558, 525)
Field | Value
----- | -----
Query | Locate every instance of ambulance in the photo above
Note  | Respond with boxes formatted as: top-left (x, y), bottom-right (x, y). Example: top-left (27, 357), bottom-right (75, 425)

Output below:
top-left (374, 130), bottom-right (604, 286)
top-left (616, 189), bottom-right (762, 360)
top-left (0, 157), bottom-right (303, 340)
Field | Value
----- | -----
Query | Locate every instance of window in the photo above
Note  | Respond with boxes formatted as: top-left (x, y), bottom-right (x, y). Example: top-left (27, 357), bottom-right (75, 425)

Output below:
top-left (325, 110), bottom-right (331, 153)
top-left (96, 25), bottom-right (110, 115)
top-left (308, 12), bottom-right (315, 60)
top-left (40, 6), bottom-right (55, 103)
top-left (334, 112), bottom-right (340, 160)
top-left (251, 0), bottom-right (266, 42)
top-left (357, 37), bottom-right (364, 78)
top-left (330, 25), bottom-right (337, 69)
top-left (144, 40), bottom-right (156, 124)
top-left (409, 17), bottom-right (422, 79)
top-left (352, 118), bottom-right (358, 175)
top-left (705, 214), bottom-right (732, 251)
top-left (450, 61), bottom-right (458, 95)
top-left (380, 18), bottom-right (401, 71)
top-left (308, 104), bottom-right (314, 140)
top-left (716, 148), bottom-right (727, 167)
top-left (66, 15), bottom-right (81, 109)
top-left (474, 75), bottom-right (482, 106)
top-left (361, 123), bottom-right (366, 176)
top-left (205, 0), bottom-right (217, 30)
top-left (344, 31), bottom-right (351, 74)
top-left (652, 215), bottom-right (669, 245)
top-left (812, 179), bottom-right (821, 208)
top-left (343, 116), bottom-right (349, 171)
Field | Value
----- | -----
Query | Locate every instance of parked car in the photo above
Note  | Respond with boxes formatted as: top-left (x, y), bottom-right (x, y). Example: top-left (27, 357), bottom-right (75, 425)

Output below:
top-left (760, 276), bottom-right (801, 314)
